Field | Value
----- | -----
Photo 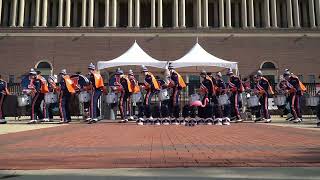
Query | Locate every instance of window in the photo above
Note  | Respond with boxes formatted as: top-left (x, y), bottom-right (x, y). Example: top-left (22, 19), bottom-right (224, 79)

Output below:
top-left (35, 61), bottom-right (53, 76)
top-left (261, 62), bottom-right (276, 69)
top-left (36, 61), bottom-right (52, 69)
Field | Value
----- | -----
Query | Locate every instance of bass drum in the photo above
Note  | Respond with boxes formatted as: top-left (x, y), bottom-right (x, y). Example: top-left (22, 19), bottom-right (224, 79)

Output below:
top-left (44, 92), bottom-right (58, 104)
top-left (78, 91), bottom-right (91, 103)
top-left (17, 95), bottom-right (31, 107)
top-left (106, 92), bottom-right (118, 104)
top-left (218, 94), bottom-right (229, 106)
top-left (132, 92), bottom-right (142, 103)
top-left (70, 74), bottom-right (90, 90)
top-left (247, 95), bottom-right (260, 108)
top-left (158, 89), bottom-right (170, 101)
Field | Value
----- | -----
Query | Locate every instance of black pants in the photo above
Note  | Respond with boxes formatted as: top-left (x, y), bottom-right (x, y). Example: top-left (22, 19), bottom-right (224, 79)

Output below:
top-left (0, 93), bottom-right (5, 119)
top-left (259, 94), bottom-right (270, 119)
top-left (230, 93), bottom-right (241, 119)
top-left (119, 92), bottom-right (130, 119)
top-left (289, 93), bottom-right (302, 119)
top-left (317, 103), bottom-right (320, 120)
top-left (31, 93), bottom-right (45, 120)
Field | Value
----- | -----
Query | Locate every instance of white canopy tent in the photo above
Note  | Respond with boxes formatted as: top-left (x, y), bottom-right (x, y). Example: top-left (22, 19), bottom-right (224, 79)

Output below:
top-left (169, 43), bottom-right (239, 74)
top-left (97, 41), bottom-right (167, 70)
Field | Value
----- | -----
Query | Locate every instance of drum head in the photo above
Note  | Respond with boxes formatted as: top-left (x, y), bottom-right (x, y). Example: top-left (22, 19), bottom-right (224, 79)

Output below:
top-left (70, 74), bottom-right (90, 88)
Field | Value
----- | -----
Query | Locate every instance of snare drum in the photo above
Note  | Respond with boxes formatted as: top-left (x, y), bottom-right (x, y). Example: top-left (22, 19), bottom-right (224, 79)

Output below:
top-left (17, 95), bottom-right (31, 107)
top-left (218, 94), bottom-right (229, 106)
top-left (106, 92), bottom-right (118, 104)
top-left (44, 92), bottom-right (58, 104)
top-left (132, 92), bottom-right (142, 103)
top-left (247, 95), bottom-right (260, 108)
top-left (273, 95), bottom-right (286, 106)
top-left (190, 94), bottom-right (200, 103)
top-left (79, 91), bottom-right (90, 103)
top-left (306, 96), bottom-right (320, 107)
top-left (158, 89), bottom-right (170, 101)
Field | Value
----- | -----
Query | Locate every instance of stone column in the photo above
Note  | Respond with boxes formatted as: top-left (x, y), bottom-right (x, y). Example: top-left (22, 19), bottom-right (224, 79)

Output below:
top-left (42, 0), bottom-right (48, 27)
top-left (174, 0), bottom-right (179, 28)
top-left (203, 0), bottom-right (208, 27)
top-left (105, 0), bottom-right (110, 27)
top-left (11, 0), bottom-right (17, 27)
top-left (18, 0), bottom-right (25, 27)
top-left (151, 0), bottom-right (156, 28)
top-left (316, 0), bottom-right (320, 27)
top-left (241, 0), bottom-right (247, 28)
top-left (292, 0), bottom-right (300, 27)
top-left (226, 0), bottom-right (231, 28)
top-left (180, 0), bottom-right (185, 27)
top-left (0, 0), bottom-right (2, 25)
top-left (128, 0), bottom-right (133, 27)
top-left (65, 0), bottom-right (71, 27)
top-left (158, 0), bottom-right (162, 28)
top-left (112, 0), bottom-right (117, 27)
top-left (309, 0), bottom-right (316, 28)
top-left (219, 0), bottom-right (224, 28)
top-left (286, 0), bottom-right (293, 28)
top-left (135, 0), bottom-right (139, 27)
top-left (88, 0), bottom-right (94, 27)
top-left (270, 0), bottom-right (277, 27)
top-left (248, 0), bottom-right (254, 27)
top-left (81, 0), bottom-right (87, 27)
top-left (58, 0), bottom-right (63, 27)
top-left (35, 0), bottom-right (40, 26)
top-left (264, 0), bottom-right (270, 28)
top-left (196, 0), bottom-right (201, 28)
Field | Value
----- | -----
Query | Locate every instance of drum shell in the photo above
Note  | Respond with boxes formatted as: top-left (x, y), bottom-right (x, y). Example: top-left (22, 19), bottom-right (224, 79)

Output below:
top-left (306, 96), bottom-right (320, 107)
top-left (44, 92), bottom-right (58, 104)
top-left (247, 95), bottom-right (260, 107)
top-left (132, 92), bottom-right (142, 103)
top-left (79, 92), bottom-right (90, 103)
top-left (158, 89), bottom-right (169, 101)
top-left (274, 95), bottom-right (286, 106)
top-left (17, 95), bottom-right (31, 107)
top-left (190, 94), bottom-right (201, 103)
top-left (218, 94), bottom-right (229, 106)
top-left (106, 93), bottom-right (118, 104)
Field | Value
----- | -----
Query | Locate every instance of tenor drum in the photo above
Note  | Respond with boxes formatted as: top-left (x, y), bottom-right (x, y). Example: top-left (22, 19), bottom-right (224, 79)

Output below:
top-left (44, 92), bottom-right (58, 104)
top-left (274, 95), bottom-right (287, 106)
top-left (106, 92), bottom-right (118, 104)
top-left (306, 96), bottom-right (320, 107)
top-left (247, 95), bottom-right (260, 108)
top-left (218, 94), bottom-right (229, 106)
top-left (158, 89), bottom-right (170, 101)
top-left (132, 92), bottom-right (142, 103)
top-left (79, 91), bottom-right (90, 103)
top-left (190, 94), bottom-right (201, 103)
top-left (17, 95), bottom-right (31, 107)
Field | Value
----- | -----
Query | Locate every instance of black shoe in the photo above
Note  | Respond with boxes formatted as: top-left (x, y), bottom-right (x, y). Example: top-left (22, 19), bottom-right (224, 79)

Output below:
top-left (317, 122), bottom-right (320, 127)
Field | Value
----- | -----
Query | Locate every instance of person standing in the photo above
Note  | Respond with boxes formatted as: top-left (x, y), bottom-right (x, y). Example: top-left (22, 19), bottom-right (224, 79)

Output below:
top-left (36, 70), bottom-right (49, 122)
top-left (128, 69), bottom-right (140, 120)
top-left (58, 69), bottom-right (75, 123)
top-left (283, 70), bottom-right (306, 123)
top-left (226, 69), bottom-right (244, 122)
top-left (28, 69), bottom-right (44, 124)
top-left (215, 72), bottom-right (230, 125)
top-left (87, 63), bottom-right (105, 124)
top-left (141, 66), bottom-right (160, 122)
top-left (199, 70), bottom-right (215, 121)
top-left (168, 64), bottom-right (186, 119)
top-left (0, 74), bottom-right (10, 124)
top-left (255, 70), bottom-right (274, 123)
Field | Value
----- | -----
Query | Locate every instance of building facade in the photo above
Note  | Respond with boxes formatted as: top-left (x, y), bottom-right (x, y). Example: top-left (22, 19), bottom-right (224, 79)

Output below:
top-left (0, 0), bottom-right (320, 84)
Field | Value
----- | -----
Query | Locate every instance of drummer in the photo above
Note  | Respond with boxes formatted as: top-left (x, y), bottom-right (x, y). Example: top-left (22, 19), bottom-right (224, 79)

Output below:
top-left (275, 76), bottom-right (291, 119)
top-left (58, 69), bottom-right (76, 123)
top-left (167, 64), bottom-right (186, 119)
top-left (199, 70), bottom-right (215, 121)
top-left (87, 63), bottom-right (105, 124)
top-left (226, 69), bottom-right (244, 122)
top-left (44, 75), bottom-right (58, 121)
top-left (215, 72), bottom-right (230, 125)
top-left (36, 70), bottom-right (50, 122)
top-left (254, 70), bottom-right (274, 123)
top-left (28, 69), bottom-right (45, 124)
top-left (118, 71), bottom-right (133, 123)
top-left (141, 66), bottom-right (160, 122)
top-left (0, 74), bottom-right (10, 124)
top-left (283, 70), bottom-right (305, 123)
top-left (128, 69), bottom-right (140, 120)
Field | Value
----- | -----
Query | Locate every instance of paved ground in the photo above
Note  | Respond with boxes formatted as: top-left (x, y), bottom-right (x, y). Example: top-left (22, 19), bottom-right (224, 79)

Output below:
top-left (1, 167), bottom-right (320, 180)
top-left (1, 118), bottom-right (320, 170)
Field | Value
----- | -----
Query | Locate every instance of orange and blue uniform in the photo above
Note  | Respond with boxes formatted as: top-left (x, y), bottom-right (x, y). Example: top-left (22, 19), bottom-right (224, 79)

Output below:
top-left (143, 72), bottom-right (160, 118)
top-left (59, 75), bottom-right (75, 122)
top-left (256, 77), bottom-right (274, 119)
top-left (89, 71), bottom-right (104, 119)
top-left (0, 79), bottom-right (9, 120)
top-left (227, 75), bottom-right (244, 120)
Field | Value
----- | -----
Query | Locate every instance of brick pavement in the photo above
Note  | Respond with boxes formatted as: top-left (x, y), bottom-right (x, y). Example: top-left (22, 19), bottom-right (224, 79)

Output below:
top-left (0, 122), bottom-right (320, 169)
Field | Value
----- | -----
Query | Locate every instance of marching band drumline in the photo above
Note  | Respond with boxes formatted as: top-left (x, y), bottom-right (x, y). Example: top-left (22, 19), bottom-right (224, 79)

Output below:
top-left (0, 64), bottom-right (319, 126)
